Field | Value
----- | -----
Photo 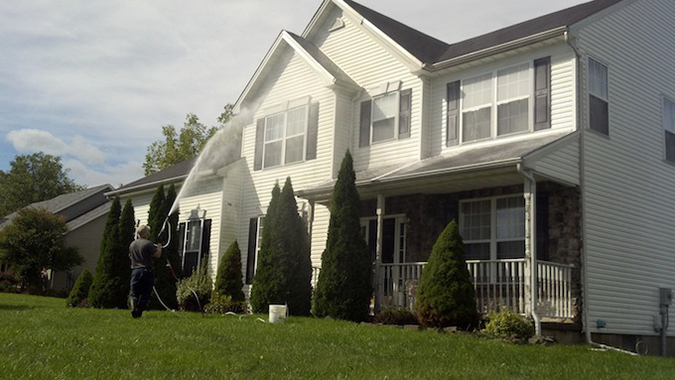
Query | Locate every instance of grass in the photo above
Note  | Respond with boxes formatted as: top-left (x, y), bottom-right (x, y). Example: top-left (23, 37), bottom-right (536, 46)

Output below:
top-left (1, 293), bottom-right (674, 379)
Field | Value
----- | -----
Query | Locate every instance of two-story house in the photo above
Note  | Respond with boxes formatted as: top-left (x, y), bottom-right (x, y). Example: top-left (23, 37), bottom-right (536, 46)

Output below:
top-left (116, 0), bottom-right (674, 354)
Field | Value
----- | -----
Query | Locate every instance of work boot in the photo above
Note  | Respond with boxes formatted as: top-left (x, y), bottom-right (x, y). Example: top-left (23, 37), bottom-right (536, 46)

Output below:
top-left (130, 298), bottom-right (140, 318)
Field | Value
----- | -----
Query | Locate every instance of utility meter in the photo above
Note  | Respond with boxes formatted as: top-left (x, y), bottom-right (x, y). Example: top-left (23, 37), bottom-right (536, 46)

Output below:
top-left (659, 288), bottom-right (673, 306)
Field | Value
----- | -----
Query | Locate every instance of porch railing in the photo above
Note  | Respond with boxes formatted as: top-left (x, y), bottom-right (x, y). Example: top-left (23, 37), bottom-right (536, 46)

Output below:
top-left (377, 259), bottom-right (574, 319)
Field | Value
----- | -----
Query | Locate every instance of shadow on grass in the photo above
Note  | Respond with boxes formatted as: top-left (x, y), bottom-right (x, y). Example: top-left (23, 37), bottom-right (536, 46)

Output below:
top-left (0, 304), bottom-right (32, 311)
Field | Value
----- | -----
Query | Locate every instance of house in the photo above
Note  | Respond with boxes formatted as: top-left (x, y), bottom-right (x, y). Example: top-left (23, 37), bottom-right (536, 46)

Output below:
top-left (119, 0), bottom-right (674, 354)
top-left (0, 184), bottom-right (114, 291)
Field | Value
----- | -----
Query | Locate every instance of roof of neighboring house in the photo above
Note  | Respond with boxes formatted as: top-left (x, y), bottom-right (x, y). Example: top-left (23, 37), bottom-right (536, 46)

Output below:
top-left (0, 184), bottom-right (113, 230)
top-left (66, 202), bottom-right (111, 232)
top-left (343, 0), bottom-right (624, 66)
top-left (107, 157), bottom-right (196, 196)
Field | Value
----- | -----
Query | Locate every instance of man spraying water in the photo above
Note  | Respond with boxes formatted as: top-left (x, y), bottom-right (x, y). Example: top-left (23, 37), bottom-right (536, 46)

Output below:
top-left (129, 225), bottom-right (162, 318)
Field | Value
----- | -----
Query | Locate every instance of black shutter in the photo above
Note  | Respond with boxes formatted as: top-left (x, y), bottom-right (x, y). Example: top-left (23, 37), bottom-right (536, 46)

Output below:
top-left (446, 81), bottom-right (460, 147)
top-left (245, 218), bottom-right (258, 284)
top-left (534, 57), bottom-right (551, 131)
top-left (200, 219), bottom-right (212, 269)
top-left (177, 222), bottom-right (186, 272)
top-left (359, 100), bottom-right (371, 147)
top-left (306, 103), bottom-right (319, 160)
top-left (398, 89), bottom-right (412, 139)
top-left (253, 118), bottom-right (265, 170)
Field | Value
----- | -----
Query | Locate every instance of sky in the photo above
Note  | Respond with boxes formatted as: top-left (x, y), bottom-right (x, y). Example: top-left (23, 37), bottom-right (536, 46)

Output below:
top-left (0, 0), bottom-right (589, 188)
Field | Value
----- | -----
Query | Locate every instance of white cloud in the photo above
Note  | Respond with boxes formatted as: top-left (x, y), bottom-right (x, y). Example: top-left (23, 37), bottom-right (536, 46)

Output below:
top-left (6, 129), bottom-right (106, 165)
top-left (63, 158), bottom-right (144, 188)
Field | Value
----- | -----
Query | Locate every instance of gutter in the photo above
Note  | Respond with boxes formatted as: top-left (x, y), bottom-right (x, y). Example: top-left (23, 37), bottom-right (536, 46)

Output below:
top-left (427, 27), bottom-right (568, 72)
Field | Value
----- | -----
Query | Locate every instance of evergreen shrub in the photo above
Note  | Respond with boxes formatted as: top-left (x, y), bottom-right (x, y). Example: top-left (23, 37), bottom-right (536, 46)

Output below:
top-left (66, 270), bottom-right (93, 307)
top-left (483, 309), bottom-right (534, 341)
top-left (415, 220), bottom-right (479, 330)
top-left (213, 241), bottom-right (245, 303)
top-left (373, 307), bottom-right (418, 326)
top-left (176, 262), bottom-right (212, 312)
top-left (205, 293), bottom-right (247, 314)
top-left (0, 271), bottom-right (19, 293)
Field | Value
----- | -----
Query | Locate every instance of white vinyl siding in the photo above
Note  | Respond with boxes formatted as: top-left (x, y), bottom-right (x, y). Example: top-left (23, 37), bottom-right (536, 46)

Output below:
top-left (575, 0), bottom-right (675, 336)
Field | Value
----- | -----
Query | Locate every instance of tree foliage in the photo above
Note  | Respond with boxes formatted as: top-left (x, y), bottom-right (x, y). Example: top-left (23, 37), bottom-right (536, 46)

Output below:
top-left (89, 196), bottom-right (130, 309)
top-left (250, 178), bottom-right (313, 316)
top-left (143, 105), bottom-right (233, 176)
top-left (0, 208), bottom-right (83, 293)
top-left (213, 240), bottom-right (245, 303)
top-left (415, 220), bottom-right (479, 329)
top-left (0, 153), bottom-right (85, 216)
top-left (312, 151), bottom-right (372, 321)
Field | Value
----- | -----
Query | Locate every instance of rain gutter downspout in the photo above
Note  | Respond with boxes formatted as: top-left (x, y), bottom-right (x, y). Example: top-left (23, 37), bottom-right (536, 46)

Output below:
top-left (565, 28), bottom-right (637, 356)
top-left (517, 163), bottom-right (541, 337)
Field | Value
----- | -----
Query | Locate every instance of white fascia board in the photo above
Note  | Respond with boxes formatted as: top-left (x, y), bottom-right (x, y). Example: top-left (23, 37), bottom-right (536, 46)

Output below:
top-left (301, 0), bottom-right (333, 39)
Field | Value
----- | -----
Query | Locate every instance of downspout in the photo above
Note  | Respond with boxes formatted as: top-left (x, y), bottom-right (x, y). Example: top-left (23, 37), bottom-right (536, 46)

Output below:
top-left (518, 164), bottom-right (541, 337)
top-left (565, 29), bottom-right (637, 356)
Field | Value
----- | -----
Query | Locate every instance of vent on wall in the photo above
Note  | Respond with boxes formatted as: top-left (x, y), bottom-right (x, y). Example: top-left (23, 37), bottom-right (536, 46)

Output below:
top-left (329, 18), bottom-right (345, 32)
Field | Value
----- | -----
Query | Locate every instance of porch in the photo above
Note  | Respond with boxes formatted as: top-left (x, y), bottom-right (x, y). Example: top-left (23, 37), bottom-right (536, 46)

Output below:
top-left (379, 259), bottom-right (574, 319)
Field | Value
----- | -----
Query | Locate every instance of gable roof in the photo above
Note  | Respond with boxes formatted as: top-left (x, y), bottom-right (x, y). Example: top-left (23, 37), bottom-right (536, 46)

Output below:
top-left (107, 157), bottom-right (196, 196)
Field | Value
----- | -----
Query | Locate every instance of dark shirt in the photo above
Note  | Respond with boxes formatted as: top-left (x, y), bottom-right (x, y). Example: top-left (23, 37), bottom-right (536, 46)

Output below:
top-left (129, 238), bottom-right (157, 270)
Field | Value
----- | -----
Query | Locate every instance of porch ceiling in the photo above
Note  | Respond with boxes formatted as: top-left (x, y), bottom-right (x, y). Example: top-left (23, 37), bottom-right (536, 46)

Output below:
top-left (297, 130), bottom-right (574, 203)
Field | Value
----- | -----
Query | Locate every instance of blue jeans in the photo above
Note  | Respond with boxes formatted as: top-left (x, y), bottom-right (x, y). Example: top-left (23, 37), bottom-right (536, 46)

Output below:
top-left (130, 268), bottom-right (154, 311)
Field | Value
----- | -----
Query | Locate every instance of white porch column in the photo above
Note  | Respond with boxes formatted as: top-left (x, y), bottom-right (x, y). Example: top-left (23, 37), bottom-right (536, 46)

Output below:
top-left (374, 194), bottom-right (385, 313)
top-left (523, 169), bottom-right (541, 336)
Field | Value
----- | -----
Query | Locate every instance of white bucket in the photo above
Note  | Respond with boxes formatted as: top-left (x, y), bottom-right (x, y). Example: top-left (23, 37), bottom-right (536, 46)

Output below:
top-left (268, 304), bottom-right (287, 324)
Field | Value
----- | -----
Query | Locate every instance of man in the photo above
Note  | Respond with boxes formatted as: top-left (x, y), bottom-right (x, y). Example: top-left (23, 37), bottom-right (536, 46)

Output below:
top-left (129, 225), bottom-right (162, 318)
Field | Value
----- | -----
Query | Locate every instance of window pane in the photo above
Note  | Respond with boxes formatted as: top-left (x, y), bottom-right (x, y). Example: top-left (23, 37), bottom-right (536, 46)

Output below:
top-left (463, 73), bottom-right (493, 109)
top-left (264, 141), bottom-right (282, 168)
top-left (286, 107), bottom-right (306, 136)
top-left (265, 114), bottom-right (284, 141)
top-left (462, 107), bottom-right (491, 142)
top-left (497, 241), bottom-right (525, 259)
top-left (461, 200), bottom-right (491, 241)
top-left (590, 95), bottom-right (609, 135)
top-left (664, 98), bottom-right (675, 133)
top-left (372, 118), bottom-right (395, 142)
top-left (497, 63), bottom-right (530, 101)
top-left (285, 135), bottom-right (304, 164)
top-left (373, 92), bottom-right (397, 121)
top-left (498, 98), bottom-right (529, 135)
top-left (589, 59), bottom-right (608, 100)
top-left (465, 243), bottom-right (490, 261)
top-left (187, 220), bottom-right (202, 252)
top-left (496, 197), bottom-right (525, 239)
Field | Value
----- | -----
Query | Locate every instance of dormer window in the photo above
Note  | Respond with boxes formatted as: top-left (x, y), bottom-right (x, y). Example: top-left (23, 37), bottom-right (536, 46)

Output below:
top-left (359, 85), bottom-right (412, 147)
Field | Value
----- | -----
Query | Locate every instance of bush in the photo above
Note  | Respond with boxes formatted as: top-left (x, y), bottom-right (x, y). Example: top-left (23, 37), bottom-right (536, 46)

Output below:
top-left (66, 270), bottom-right (93, 307)
top-left (213, 241), bottom-right (245, 303)
top-left (415, 220), bottom-right (479, 330)
top-left (176, 262), bottom-right (212, 312)
top-left (373, 307), bottom-right (418, 326)
top-left (0, 271), bottom-right (20, 293)
top-left (205, 293), bottom-right (247, 314)
top-left (483, 309), bottom-right (534, 341)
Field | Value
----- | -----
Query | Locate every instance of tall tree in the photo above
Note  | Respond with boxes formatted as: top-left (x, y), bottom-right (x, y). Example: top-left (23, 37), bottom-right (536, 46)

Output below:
top-left (117, 199), bottom-right (135, 301)
top-left (89, 196), bottom-right (128, 308)
top-left (143, 105), bottom-right (233, 175)
top-left (313, 150), bottom-right (372, 321)
top-left (0, 208), bottom-right (83, 293)
top-left (0, 153), bottom-right (85, 216)
top-left (415, 220), bottom-right (479, 330)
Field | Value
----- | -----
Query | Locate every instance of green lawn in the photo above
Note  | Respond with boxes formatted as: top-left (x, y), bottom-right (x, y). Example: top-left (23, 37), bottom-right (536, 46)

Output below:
top-left (1, 293), bottom-right (673, 379)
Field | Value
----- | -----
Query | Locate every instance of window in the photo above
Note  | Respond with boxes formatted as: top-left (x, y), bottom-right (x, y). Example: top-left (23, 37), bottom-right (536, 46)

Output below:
top-left (589, 58), bottom-right (609, 135)
top-left (253, 102), bottom-right (319, 171)
top-left (664, 97), bottom-right (675, 162)
top-left (447, 57), bottom-right (550, 147)
top-left (177, 216), bottom-right (211, 277)
top-left (359, 88), bottom-right (412, 147)
top-left (460, 196), bottom-right (525, 261)
top-left (245, 216), bottom-right (264, 284)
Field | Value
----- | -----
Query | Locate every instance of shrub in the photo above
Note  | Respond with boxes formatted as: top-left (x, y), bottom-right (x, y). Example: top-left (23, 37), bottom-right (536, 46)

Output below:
top-left (205, 293), bottom-right (247, 314)
top-left (176, 262), bottom-right (212, 312)
top-left (415, 220), bottom-right (479, 330)
top-left (0, 271), bottom-right (20, 293)
top-left (483, 309), bottom-right (534, 341)
top-left (213, 241), bottom-right (245, 303)
top-left (374, 307), bottom-right (418, 326)
top-left (66, 270), bottom-right (93, 307)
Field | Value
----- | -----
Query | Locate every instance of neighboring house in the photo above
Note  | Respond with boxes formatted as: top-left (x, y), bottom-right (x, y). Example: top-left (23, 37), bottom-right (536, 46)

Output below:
top-left (118, 0), bottom-right (675, 354)
top-left (0, 184), bottom-right (114, 291)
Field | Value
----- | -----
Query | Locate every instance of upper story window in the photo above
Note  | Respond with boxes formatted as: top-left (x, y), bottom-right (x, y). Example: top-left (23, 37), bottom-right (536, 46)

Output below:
top-left (359, 86), bottom-right (412, 147)
top-left (460, 196), bottom-right (525, 261)
top-left (664, 97), bottom-right (675, 162)
top-left (588, 58), bottom-right (609, 135)
top-left (446, 57), bottom-right (550, 147)
top-left (253, 101), bottom-right (319, 171)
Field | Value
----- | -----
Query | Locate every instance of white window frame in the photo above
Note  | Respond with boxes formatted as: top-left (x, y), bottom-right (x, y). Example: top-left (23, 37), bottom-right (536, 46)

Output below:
top-left (459, 195), bottom-right (526, 261)
top-left (663, 96), bottom-right (675, 163)
top-left (370, 90), bottom-right (401, 144)
top-left (459, 62), bottom-right (534, 144)
top-left (262, 105), bottom-right (308, 169)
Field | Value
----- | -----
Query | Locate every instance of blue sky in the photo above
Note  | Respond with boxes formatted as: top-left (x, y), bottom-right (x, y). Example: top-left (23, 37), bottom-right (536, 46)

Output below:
top-left (0, 0), bottom-right (587, 188)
